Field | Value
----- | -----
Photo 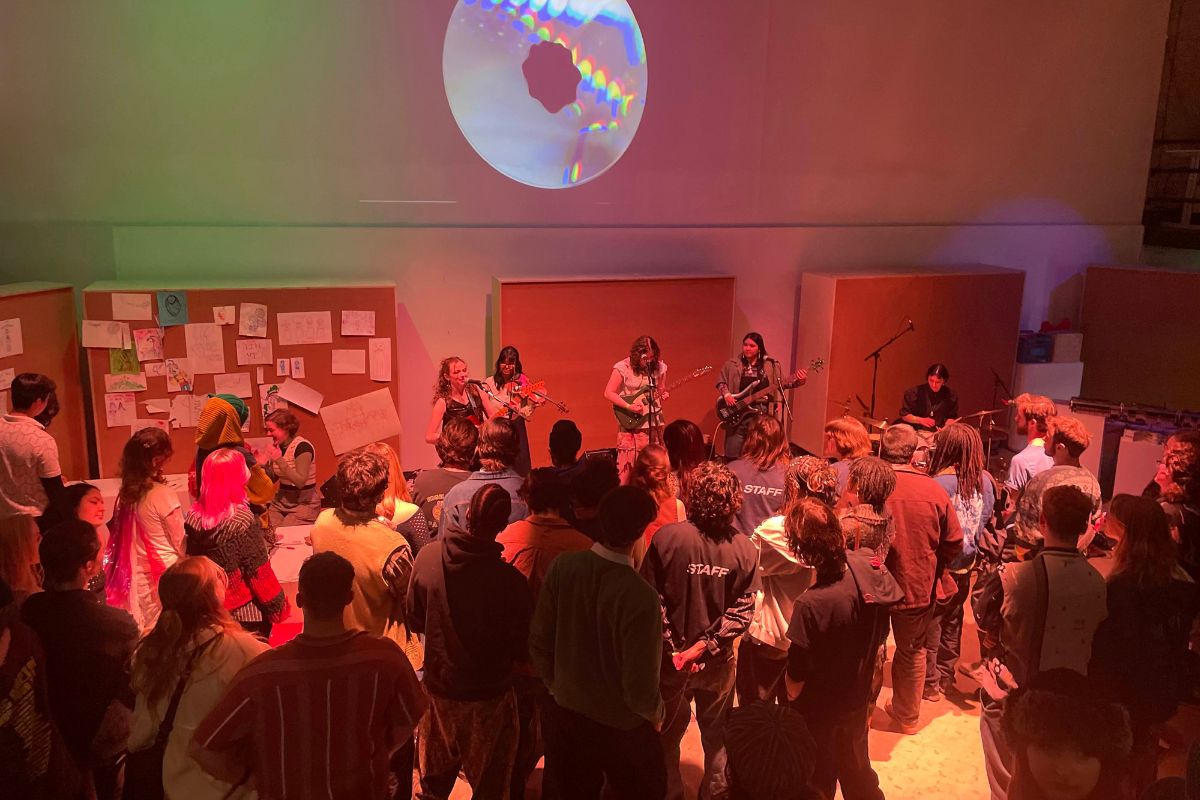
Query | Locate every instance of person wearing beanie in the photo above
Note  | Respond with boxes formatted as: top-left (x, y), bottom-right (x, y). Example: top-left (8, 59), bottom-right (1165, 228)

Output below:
top-left (724, 702), bottom-right (821, 800)
top-left (192, 394), bottom-right (276, 508)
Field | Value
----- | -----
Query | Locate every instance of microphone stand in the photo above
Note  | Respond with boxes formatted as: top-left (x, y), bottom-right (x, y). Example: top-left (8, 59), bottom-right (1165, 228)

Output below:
top-left (766, 357), bottom-right (793, 429)
top-left (863, 323), bottom-right (915, 419)
top-left (645, 360), bottom-right (661, 446)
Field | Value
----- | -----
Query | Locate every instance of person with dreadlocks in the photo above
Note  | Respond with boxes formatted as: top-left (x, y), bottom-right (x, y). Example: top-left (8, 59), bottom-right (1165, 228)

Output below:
top-left (784, 498), bottom-right (901, 800)
top-left (724, 702), bottom-right (821, 800)
top-left (837, 457), bottom-right (897, 559)
top-left (736, 456), bottom-right (836, 704)
top-left (923, 423), bottom-right (996, 702)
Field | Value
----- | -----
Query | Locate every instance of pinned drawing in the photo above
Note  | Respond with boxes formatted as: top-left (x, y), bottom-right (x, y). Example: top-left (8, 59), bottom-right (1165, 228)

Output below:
top-left (236, 338), bottom-right (273, 366)
top-left (321, 388), bottom-right (401, 455)
top-left (105, 392), bottom-right (137, 428)
top-left (276, 311), bottom-right (332, 346)
top-left (165, 358), bottom-right (194, 393)
top-left (156, 291), bottom-right (189, 326)
top-left (109, 347), bottom-right (141, 376)
top-left (82, 320), bottom-right (129, 349)
top-left (213, 306), bottom-right (237, 325)
top-left (112, 294), bottom-right (154, 321)
top-left (369, 338), bottom-right (392, 382)
top-left (104, 373), bottom-right (149, 392)
top-left (340, 310), bottom-right (376, 337)
top-left (239, 303), bottom-right (268, 338)
top-left (0, 319), bottom-right (20, 358)
top-left (132, 327), bottom-right (165, 362)
top-left (259, 383), bottom-right (290, 420)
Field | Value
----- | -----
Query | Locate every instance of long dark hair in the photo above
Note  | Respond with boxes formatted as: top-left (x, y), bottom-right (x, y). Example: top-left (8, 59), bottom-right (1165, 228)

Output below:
top-left (119, 428), bottom-right (173, 506)
top-left (927, 423), bottom-right (984, 500)
top-left (629, 335), bottom-right (660, 377)
top-left (926, 363), bottom-right (951, 382)
top-left (787, 498), bottom-right (847, 586)
top-left (1110, 494), bottom-right (1178, 587)
top-left (740, 332), bottom-right (767, 367)
top-left (491, 345), bottom-right (523, 387)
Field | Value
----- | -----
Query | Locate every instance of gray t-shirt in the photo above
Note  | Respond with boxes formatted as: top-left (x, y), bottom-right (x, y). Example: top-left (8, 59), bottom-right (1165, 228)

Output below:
top-left (728, 458), bottom-right (788, 537)
top-left (1014, 464), bottom-right (1101, 547)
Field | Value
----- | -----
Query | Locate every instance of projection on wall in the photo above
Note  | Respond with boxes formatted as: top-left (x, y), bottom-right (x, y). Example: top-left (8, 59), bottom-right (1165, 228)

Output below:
top-left (443, 0), bottom-right (648, 189)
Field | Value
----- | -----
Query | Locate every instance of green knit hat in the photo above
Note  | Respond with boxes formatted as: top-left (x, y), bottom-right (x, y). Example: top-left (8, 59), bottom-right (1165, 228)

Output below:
top-left (214, 394), bottom-right (249, 425)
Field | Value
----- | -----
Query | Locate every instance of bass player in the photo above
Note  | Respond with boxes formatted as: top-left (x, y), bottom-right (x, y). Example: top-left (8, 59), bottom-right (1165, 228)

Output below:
top-left (603, 335), bottom-right (669, 482)
top-left (715, 332), bottom-right (807, 458)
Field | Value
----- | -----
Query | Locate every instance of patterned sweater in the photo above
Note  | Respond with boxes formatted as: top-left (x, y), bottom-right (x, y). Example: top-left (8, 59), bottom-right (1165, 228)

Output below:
top-left (185, 506), bottom-right (289, 623)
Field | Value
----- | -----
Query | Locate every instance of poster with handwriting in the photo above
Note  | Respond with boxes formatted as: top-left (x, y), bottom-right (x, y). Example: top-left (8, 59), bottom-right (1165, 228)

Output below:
top-left (320, 388), bottom-right (401, 455)
top-left (132, 327), bottom-right (164, 361)
top-left (0, 368), bottom-right (14, 391)
top-left (156, 291), bottom-right (189, 326)
top-left (82, 320), bottom-right (128, 349)
top-left (239, 303), bottom-right (268, 338)
top-left (104, 392), bottom-right (137, 428)
top-left (213, 306), bottom-right (236, 325)
top-left (368, 338), bottom-right (391, 382)
top-left (0, 319), bottom-right (22, 358)
top-left (236, 338), bottom-right (273, 366)
top-left (331, 350), bottom-right (366, 375)
top-left (104, 373), bottom-right (149, 392)
top-left (109, 347), bottom-right (141, 376)
top-left (184, 323), bottom-right (226, 374)
top-left (111, 293), bottom-right (153, 321)
top-left (276, 311), bottom-right (332, 346)
top-left (165, 358), bottom-right (194, 393)
top-left (212, 372), bottom-right (253, 398)
top-left (276, 379), bottom-right (323, 413)
top-left (340, 310), bottom-right (375, 337)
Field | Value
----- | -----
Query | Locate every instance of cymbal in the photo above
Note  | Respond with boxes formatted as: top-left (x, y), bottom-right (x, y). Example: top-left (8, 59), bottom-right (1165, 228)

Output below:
top-left (860, 416), bottom-right (889, 430)
top-left (958, 408), bottom-right (1006, 421)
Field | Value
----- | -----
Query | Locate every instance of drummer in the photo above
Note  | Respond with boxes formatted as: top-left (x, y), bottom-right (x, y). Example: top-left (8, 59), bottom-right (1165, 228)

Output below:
top-left (899, 363), bottom-right (958, 432)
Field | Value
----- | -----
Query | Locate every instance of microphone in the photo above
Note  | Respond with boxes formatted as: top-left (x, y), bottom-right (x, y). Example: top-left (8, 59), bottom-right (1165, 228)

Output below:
top-left (466, 379), bottom-right (485, 386)
top-left (906, 319), bottom-right (915, 332)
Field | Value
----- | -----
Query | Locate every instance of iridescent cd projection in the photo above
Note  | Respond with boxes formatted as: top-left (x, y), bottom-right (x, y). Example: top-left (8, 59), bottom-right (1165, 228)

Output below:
top-left (443, 0), bottom-right (648, 189)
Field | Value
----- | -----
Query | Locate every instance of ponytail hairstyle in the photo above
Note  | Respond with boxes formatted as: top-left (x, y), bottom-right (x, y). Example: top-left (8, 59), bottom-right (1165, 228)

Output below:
top-left (190, 448), bottom-right (250, 529)
top-left (630, 445), bottom-right (674, 505)
top-left (467, 483), bottom-right (512, 540)
top-left (118, 427), bottom-right (173, 506)
top-left (131, 556), bottom-right (238, 704)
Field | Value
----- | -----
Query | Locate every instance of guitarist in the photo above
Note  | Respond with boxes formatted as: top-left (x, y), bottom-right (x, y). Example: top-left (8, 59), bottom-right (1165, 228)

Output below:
top-left (482, 345), bottom-right (542, 476)
top-left (716, 332), bottom-right (807, 458)
top-left (604, 335), bottom-right (669, 483)
top-left (424, 356), bottom-right (486, 445)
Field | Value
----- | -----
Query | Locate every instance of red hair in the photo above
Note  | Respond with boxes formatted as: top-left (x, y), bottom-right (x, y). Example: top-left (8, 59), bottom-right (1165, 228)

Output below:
top-left (190, 449), bottom-right (249, 528)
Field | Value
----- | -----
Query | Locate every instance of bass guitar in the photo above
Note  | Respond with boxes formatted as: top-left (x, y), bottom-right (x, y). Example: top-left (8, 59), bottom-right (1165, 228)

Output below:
top-left (613, 366), bottom-right (713, 431)
top-left (715, 358), bottom-right (825, 428)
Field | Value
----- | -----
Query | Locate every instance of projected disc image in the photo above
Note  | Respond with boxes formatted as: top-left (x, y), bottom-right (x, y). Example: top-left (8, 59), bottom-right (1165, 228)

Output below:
top-left (443, 0), bottom-right (648, 189)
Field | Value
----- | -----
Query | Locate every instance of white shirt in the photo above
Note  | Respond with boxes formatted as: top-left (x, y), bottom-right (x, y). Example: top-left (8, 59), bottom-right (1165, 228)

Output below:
top-left (0, 413), bottom-right (61, 517)
top-left (130, 483), bottom-right (186, 629)
top-left (1006, 439), bottom-right (1054, 492)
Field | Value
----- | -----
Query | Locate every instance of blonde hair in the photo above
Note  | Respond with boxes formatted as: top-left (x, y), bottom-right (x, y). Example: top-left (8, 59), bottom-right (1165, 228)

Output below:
top-left (361, 441), bottom-right (412, 520)
top-left (1048, 417), bottom-right (1091, 458)
top-left (824, 418), bottom-right (871, 459)
top-left (630, 445), bottom-right (674, 504)
top-left (0, 515), bottom-right (41, 596)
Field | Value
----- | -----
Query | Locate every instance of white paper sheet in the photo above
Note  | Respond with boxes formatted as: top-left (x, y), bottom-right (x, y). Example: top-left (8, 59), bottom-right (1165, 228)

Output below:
top-left (143, 398), bottom-right (172, 415)
top-left (235, 338), bottom-right (273, 366)
top-left (0, 368), bottom-right (14, 391)
top-left (213, 306), bottom-right (237, 325)
top-left (0, 319), bottom-right (21, 358)
top-left (276, 311), bottom-right (332, 346)
top-left (104, 392), bottom-right (137, 427)
top-left (132, 328), bottom-right (164, 362)
top-left (104, 373), bottom-right (149, 392)
top-left (275, 378), bottom-right (323, 413)
top-left (331, 349), bottom-right (366, 375)
top-left (275, 358), bottom-right (290, 377)
top-left (111, 293), bottom-right (154, 321)
top-left (144, 362), bottom-right (167, 377)
top-left (259, 383), bottom-right (289, 419)
top-left (290, 357), bottom-right (305, 379)
top-left (165, 358), bottom-right (194, 393)
top-left (82, 320), bottom-right (128, 350)
top-left (239, 303), bottom-right (268, 338)
top-left (244, 436), bottom-right (274, 462)
top-left (212, 372), bottom-right (253, 398)
top-left (184, 323), bottom-right (226, 374)
top-left (320, 388), bottom-right (401, 455)
top-left (256, 367), bottom-right (264, 384)
top-left (340, 310), bottom-right (376, 337)
top-left (169, 394), bottom-right (204, 428)
top-left (368, 338), bottom-right (392, 382)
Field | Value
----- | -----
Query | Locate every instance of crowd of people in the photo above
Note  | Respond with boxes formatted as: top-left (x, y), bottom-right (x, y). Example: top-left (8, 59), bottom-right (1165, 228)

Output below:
top-left (2, 368), bottom-right (1200, 800)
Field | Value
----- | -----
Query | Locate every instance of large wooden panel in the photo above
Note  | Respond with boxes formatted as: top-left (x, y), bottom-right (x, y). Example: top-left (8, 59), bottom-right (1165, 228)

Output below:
top-left (496, 277), bottom-right (736, 467)
top-left (0, 283), bottom-right (89, 479)
top-left (794, 267), bottom-right (1024, 454)
top-left (1081, 266), bottom-right (1200, 409)
top-left (83, 281), bottom-right (399, 483)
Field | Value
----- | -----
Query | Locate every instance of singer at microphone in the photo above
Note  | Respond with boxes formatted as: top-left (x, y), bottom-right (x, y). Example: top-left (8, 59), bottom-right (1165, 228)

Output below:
top-left (714, 331), bottom-right (808, 459)
top-left (898, 362), bottom-right (958, 432)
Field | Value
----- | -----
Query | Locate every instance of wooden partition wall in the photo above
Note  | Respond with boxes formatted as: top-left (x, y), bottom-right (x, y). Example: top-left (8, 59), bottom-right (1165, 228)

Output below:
top-left (1081, 265), bottom-right (1200, 410)
top-left (0, 282), bottom-right (89, 479)
top-left (494, 276), bottom-right (736, 467)
top-left (793, 267), bottom-right (1024, 454)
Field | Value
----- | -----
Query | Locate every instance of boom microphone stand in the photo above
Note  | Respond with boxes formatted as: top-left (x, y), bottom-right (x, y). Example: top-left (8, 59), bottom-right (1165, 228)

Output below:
top-left (863, 319), bottom-right (915, 419)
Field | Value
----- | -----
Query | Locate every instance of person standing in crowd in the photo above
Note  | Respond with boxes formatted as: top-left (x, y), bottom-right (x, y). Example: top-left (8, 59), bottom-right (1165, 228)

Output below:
top-left (899, 363), bottom-right (958, 433)
top-left (568, 455), bottom-right (620, 541)
top-left (1013, 417), bottom-right (1101, 551)
top-left (407, 484), bottom-right (533, 799)
top-left (185, 449), bottom-right (290, 640)
top-left (640, 462), bottom-right (759, 800)
top-left (714, 332), bottom-right (806, 459)
top-left (498, 468), bottom-right (592, 799)
top-left (736, 456), bottom-right (835, 705)
top-left (628, 445), bottom-right (685, 558)
top-left (362, 441), bottom-right (431, 555)
top-left (549, 420), bottom-right (585, 482)
top-left (530, 486), bottom-right (666, 800)
top-left (0, 373), bottom-right (65, 529)
top-left (1149, 429), bottom-right (1200, 582)
top-left (975, 485), bottom-right (1108, 800)
top-left (1006, 393), bottom-right (1057, 495)
top-left (724, 703), bottom-right (822, 800)
top-left (837, 457), bottom-right (897, 561)
top-left (824, 416), bottom-right (873, 499)
top-left (0, 514), bottom-right (43, 601)
top-left (191, 552), bottom-right (428, 800)
top-left (412, 417), bottom-right (479, 532)
top-left (727, 413), bottom-right (791, 536)
top-left (193, 394), bottom-right (276, 511)
top-left (127, 557), bottom-right (267, 800)
top-left (262, 408), bottom-right (321, 527)
top-left (662, 419), bottom-right (706, 500)
top-left (785, 498), bottom-right (901, 800)
top-left (875, 424), bottom-right (963, 734)
top-left (438, 417), bottom-right (528, 537)
top-left (483, 345), bottom-right (542, 477)
top-left (22, 520), bottom-right (139, 797)
top-left (604, 336), bottom-right (670, 482)
top-left (51, 482), bottom-right (108, 594)
top-left (425, 356), bottom-right (486, 445)
top-left (924, 423), bottom-right (996, 702)
top-left (1090, 494), bottom-right (1199, 796)
top-left (310, 449), bottom-right (419, 665)
top-left (105, 427), bottom-right (186, 629)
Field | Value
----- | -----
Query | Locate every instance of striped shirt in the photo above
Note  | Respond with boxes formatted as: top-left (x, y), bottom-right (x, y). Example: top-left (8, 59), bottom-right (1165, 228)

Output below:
top-left (193, 630), bottom-right (427, 800)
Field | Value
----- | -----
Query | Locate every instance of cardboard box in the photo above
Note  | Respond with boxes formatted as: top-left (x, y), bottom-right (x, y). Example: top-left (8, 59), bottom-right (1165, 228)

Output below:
top-left (1051, 331), bottom-right (1084, 363)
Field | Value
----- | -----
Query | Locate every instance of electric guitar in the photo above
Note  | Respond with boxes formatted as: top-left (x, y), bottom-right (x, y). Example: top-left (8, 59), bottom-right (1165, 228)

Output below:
top-left (715, 358), bottom-right (825, 428)
top-left (613, 366), bottom-right (713, 431)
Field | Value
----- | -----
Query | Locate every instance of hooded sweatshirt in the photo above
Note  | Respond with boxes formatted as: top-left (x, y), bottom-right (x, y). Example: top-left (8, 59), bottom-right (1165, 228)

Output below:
top-left (193, 396), bottom-right (276, 506)
top-left (406, 527), bottom-right (532, 700)
top-left (747, 515), bottom-right (814, 651)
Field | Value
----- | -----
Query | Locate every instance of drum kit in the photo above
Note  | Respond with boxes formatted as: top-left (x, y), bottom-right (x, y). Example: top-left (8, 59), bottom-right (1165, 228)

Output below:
top-left (830, 399), bottom-right (1009, 468)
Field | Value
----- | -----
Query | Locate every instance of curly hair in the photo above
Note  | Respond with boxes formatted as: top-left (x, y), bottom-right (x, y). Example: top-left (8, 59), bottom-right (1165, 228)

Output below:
top-left (118, 427), bottom-right (173, 506)
top-left (786, 497), bottom-right (847, 586)
top-left (1014, 393), bottom-right (1057, 436)
top-left (1048, 417), bottom-right (1091, 459)
top-left (630, 445), bottom-right (674, 504)
top-left (824, 417), bottom-right (870, 459)
top-left (782, 456), bottom-right (838, 512)
top-left (335, 450), bottom-right (389, 517)
top-left (928, 423), bottom-right (984, 499)
top-left (685, 461), bottom-right (742, 540)
top-left (847, 456), bottom-right (896, 511)
top-left (1160, 430), bottom-right (1200, 504)
top-left (432, 356), bottom-right (466, 401)
top-left (741, 414), bottom-right (788, 471)
top-left (628, 335), bottom-right (660, 377)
